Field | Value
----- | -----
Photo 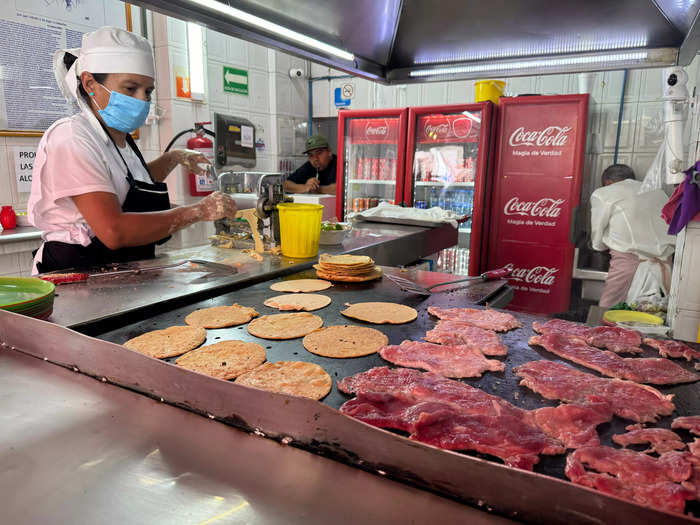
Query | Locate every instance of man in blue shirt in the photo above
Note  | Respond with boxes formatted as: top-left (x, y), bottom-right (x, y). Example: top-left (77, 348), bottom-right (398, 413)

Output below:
top-left (284, 135), bottom-right (337, 194)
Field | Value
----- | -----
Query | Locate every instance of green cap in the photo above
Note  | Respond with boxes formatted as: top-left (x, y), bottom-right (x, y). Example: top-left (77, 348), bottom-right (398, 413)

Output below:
top-left (303, 134), bottom-right (330, 153)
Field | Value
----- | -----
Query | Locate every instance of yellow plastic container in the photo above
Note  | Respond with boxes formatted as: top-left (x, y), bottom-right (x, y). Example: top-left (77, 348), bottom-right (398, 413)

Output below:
top-left (475, 79), bottom-right (506, 104)
top-left (277, 202), bottom-right (324, 258)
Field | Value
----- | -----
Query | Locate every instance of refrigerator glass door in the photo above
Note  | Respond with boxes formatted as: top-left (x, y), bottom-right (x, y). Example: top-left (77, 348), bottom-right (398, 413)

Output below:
top-left (342, 117), bottom-right (402, 217)
top-left (410, 110), bottom-right (482, 237)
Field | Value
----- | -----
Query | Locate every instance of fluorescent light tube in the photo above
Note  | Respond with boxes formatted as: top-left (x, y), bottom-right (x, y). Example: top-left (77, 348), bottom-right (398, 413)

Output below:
top-left (187, 22), bottom-right (205, 100)
top-left (186, 0), bottom-right (354, 61)
top-left (410, 51), bottom-right (649, 78)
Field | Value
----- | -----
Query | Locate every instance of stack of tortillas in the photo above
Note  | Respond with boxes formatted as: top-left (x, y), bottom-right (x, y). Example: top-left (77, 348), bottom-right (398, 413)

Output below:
top-left (314, 254), bottom-right (382, 282)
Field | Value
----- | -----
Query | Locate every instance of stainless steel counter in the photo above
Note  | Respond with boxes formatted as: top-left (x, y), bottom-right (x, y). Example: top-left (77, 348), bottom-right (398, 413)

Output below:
top-left (0, 347), bottom-right (512, 525)
top-left (0, 225), bottom-right (41, 243)
top-left (48, 222), bottom-right (457, 329)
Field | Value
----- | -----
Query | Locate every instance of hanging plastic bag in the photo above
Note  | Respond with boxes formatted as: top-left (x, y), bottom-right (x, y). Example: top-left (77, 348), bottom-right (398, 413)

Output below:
top-left (625, 258), bottom-right (670, 305)
top-left (639, 143), bottom-right (666, 194)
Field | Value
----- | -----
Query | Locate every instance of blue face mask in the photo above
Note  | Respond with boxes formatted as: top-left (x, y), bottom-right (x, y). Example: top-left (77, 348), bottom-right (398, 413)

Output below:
top-left (92, 83), bottom-right (150, 133)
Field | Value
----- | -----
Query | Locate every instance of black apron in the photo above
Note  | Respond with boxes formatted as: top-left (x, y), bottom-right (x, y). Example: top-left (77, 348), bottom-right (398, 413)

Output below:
top-left (36, 127), bottom-right (171, 273)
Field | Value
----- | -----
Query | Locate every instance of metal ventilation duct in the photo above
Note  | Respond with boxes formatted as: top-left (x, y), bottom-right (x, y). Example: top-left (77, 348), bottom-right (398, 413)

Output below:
top-left (131, 0), bottom-right (700, 83)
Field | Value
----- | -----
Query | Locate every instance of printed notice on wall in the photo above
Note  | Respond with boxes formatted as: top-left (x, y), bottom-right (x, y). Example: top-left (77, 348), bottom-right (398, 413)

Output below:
top-left (13, 147), bottom-right (36, 193)
top-left (0, 0), bottom-right (127, 132)
top-left (240, 125), bottom-right (254, 148)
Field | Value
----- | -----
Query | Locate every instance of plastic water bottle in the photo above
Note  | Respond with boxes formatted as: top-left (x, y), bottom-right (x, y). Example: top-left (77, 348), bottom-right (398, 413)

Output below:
top-left (438, 190), bottom-right (446, 210)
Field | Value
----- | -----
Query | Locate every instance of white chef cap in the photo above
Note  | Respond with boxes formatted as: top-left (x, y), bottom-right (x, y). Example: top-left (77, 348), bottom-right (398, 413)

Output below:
top-left (53, 26), bottom-right (154, 111)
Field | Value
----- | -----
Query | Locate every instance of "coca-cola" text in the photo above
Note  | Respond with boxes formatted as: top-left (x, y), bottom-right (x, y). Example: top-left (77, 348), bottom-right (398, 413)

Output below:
top-left (366, 125), bottom-right (388, 136)
top-left (504, 263), bottom-right (558, 286)
top-left (424, 123), bottom-right (449, 137)
top-left (503, 197), bottom-right (564, 218)
top-left (509, 126), bottom-right (571, 147)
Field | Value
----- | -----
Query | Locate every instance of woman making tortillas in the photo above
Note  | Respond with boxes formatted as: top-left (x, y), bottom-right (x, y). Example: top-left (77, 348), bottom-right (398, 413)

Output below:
top-left (28, 26), bottom-right (237, 273)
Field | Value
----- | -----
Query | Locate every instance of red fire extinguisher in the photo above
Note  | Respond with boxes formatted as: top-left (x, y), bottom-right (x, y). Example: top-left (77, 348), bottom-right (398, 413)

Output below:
top-left (187, 122), bottom-right (216, 196)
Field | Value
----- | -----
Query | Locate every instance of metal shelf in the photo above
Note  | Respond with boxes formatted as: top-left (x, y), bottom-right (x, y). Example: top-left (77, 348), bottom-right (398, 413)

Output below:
top-left (414, 181), bottom-right (475, 187)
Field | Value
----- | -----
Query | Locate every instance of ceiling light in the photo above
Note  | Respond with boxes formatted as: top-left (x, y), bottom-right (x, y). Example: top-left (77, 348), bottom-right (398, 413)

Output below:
top-left (409, 51), bottom-right (650, 78)
top-left (186, 0), bottom-right (354, 61)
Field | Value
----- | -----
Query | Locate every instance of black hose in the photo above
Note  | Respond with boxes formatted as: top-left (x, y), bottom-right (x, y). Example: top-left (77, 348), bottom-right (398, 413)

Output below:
top-left (164, 128), bottom-right (194, 152)
top-left (164, 126), bottom-right (216, 152)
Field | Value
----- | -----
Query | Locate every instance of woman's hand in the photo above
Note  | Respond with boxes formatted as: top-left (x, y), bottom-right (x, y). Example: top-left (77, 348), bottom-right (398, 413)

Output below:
top-left (194, 191), bottom-right (238, 221)
top-left (171, 149), bottom-right (211, 176)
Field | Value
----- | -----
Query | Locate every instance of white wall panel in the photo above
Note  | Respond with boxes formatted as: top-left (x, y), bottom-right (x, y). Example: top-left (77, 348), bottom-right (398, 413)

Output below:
top-left (290, 78), bottom-right (308, 118)
top-left (638, 68), bottom-right (665, 102)
top-left (0, 140), bottom-right (12, 206)
top-left (537, 74), bottom-right (570, 95)
top-left (600, 102), bottom-right (637, 152)
top-left (227, 37), bottom-right (248, 66)
top-left (167, 17), bottom-right (188, 49)
top-left (503, 76), bottom-right (534, 96)
top-left (630, 153), bottom-right (656, 179)
top-left (248, 113), bottom-right (274, 155)
top-left (421, 82), bottom-right (448, 106)
top-left (312, 81), bottom-right (331, 118)
top-left (249, 70), bottom-right (270, 113)
top-left (206, 61), bottom-right (229, 108)
top-left (446, 80), bottom-right (475, 104)
top-left (248, 43), bottom-right (269, 72)
top-left (205, 29), bottom-right (228, 62)
top-left (275, 73), bottom-right (292, 116)
top-left (634, 101), bottom-right (665, 152)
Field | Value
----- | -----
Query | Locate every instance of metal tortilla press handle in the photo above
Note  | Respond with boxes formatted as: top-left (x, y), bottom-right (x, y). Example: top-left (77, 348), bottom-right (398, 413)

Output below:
top-left (482, 267), bottom-right (512, 280)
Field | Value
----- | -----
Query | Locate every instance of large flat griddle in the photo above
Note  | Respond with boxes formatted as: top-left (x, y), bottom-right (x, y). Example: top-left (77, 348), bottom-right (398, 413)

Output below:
top-left (2, 266), bottom-right (699, 523)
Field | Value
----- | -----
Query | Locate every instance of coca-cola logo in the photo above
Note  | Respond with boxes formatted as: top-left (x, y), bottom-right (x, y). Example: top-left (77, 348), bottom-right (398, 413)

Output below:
top-left (504, 263), bottom-right (558, 286)
top-left (424, 122), bottom-right (450, 138)
top-left (509, 126), bottom-right (571, 147)
top-left (366, 125), bottom-right (388, 136)
top-left (504, 197), bottom-right (565, 218)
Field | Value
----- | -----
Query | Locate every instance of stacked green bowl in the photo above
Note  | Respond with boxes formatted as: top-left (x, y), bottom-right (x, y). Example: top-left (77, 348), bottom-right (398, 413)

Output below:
top-left (0, 277), bottom-right (55, 320)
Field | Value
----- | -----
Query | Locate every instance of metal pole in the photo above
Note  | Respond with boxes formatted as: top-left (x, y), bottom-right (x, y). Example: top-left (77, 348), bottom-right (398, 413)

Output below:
top-left (613, 70), bottom-right (628, 164)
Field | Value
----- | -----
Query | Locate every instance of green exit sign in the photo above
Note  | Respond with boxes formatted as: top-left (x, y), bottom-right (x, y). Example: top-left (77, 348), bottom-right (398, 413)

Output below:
top-left (223, 66), bottom-right (248, 96)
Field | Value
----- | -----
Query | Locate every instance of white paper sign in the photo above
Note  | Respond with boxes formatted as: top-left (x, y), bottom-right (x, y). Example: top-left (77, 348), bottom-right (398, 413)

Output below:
top-left (13, 147), bottom-right (36, 193)
top-left (241, 125), bottom-right (254, 148)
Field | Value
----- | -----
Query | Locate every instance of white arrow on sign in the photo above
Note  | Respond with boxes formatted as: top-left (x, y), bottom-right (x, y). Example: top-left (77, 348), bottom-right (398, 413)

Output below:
top-left (225, 71), bottom-right (248, 85)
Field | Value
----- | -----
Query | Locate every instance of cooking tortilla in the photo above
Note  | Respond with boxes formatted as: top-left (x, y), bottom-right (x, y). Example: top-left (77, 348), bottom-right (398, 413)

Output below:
top-left (124, 326), bottom-right (207, 359)
top-left (303, 325), bottom-right (388, 358)
top-left (247, 312), bottom-right (324, 339)
top-left (235, 361), bottom-right (332, 400)
top-left (270, 279), bottom-right (332, 293)
top-left (341, 302), bottom-right (417, 324)
top-left (263, 293), bottom-right (331, 311)
top-left (315, 267), bottom-right (383, 282)
top-left (184, 304), bottom-right (258, 328)
top-left (175, 340), bottom-right (266, 380)
top-left (319, 253), bottom-right (373, 266)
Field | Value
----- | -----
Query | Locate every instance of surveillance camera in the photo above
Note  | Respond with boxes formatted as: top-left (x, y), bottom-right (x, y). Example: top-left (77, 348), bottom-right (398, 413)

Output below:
top-left (289, 68), bottom-right (305, 79)
top-left (665, 67), bottom-right (688, 87)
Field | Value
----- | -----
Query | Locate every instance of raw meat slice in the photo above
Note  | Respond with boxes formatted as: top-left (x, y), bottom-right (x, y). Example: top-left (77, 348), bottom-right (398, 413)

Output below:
top-left (529, 332), bottom-right (699, 385)
top-left (379, 340), bottom-right (505, 378)
top-left (567, 446), bottom-right (692, 485)
top-left (672, 416), bottom-right (700, 435)
top-left (339, 367), bottom-right (618, 469)
top-left (533, 320), bottom-right (643, 354)
top-left (644, 338), bottom-right (700, 361)
top-left (411, 410), bottom-right (550, 470)
top-left (565, 446), bottom-right (695, 514)
top-left (566, 465), bottom-right (694, 514)
top-left (692, 439), bottom-right (700, 457)
top-left (585, 325), bottom-right (642, 354)
top-left (338, 366), bottom-right (522, 419)
top-left (532, 319), bottom-right (591, 338)
top-left (682, 451), bottom-right (700, 501)
top-left (514, 360), bottom-right (675, 423)
top-left (427, 306), bottom-right (522, 332)
top-left (424, 321), bottom-right (507, 356)
top-left (339, 388), bottom-right (562, 470)
top-left (612, 427), bottom-right (686, 454)
top-left (532, 402), bottom-right (613, 449)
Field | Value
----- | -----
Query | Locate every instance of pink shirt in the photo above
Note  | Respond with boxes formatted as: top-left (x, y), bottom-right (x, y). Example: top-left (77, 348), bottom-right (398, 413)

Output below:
top-left (28, 109), bottom-right (150, 272)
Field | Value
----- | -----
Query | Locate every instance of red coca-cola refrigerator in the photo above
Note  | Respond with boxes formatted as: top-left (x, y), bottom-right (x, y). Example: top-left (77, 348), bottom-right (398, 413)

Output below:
top-left (486, 94), bottom-right (589, 314)
top-left (404, 103), bottom-right (496, 275)
top-left (336, 109), bottom-right (408, 219)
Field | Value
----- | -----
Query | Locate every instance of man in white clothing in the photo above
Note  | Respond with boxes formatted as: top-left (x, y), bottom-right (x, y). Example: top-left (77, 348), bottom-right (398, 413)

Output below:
top-left (590, 164), bottom-right (675, 308)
